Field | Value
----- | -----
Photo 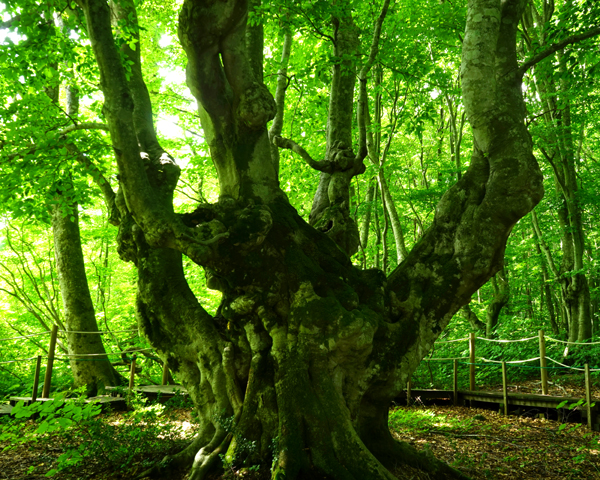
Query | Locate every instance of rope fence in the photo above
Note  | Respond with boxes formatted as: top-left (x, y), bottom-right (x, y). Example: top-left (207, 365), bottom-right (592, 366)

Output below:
top-left (408, 331), bottom-right (600, 430)
top-left (476, 335), bottom-right (538, 343)
top-left (3, 326), bottom-right (600, 408)
top-left (424, 357), bottom-right (600, 372)
top-left (59, 329), bottom-right (139, 335)
top-left (0, 328), bottom-right (139, 343)
top-left (546, 337), bottom-right (600, 346)
top-left (0, 332), bottom-right (52, 342)
top-left (0, 325), bottom-right (159, 399)
top-left (55, 348), bottom-right (153, 359)
top-left (435, 337), bottom-right (469, 344)
top-left (411, 330), bottom-right (600, 411)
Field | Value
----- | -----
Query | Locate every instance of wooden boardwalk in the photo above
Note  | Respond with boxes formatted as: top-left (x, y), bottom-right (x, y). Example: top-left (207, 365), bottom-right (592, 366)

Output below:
top-left (399, 389), bottom-right (599, 430)
top-left (106, 384), bottom-right (188, 402)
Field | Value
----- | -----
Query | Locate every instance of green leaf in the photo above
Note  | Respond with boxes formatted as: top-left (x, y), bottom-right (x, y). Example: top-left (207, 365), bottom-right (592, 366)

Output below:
top-left (36, 421), bottom-right (49, 435)
top-left (57, 417), bottom-right (72, 429)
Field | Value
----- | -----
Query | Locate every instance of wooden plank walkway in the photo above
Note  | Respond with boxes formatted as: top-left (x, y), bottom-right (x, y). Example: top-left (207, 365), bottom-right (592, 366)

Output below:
top-left (106, 384), bottom-right (188, 402)
top-left (401, 388), bottom-right (589, 408)
top-left (399, 389), bottom-right (599, 430)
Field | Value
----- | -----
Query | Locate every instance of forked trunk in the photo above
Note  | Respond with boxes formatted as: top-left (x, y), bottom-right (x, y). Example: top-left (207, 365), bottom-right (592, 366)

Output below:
top-left (77, 0), bottom-right (543, 478)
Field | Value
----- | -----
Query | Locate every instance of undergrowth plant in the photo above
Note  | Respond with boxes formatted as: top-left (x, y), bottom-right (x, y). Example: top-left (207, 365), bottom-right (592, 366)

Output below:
top-left (0, 390), bottom-right (190, 477)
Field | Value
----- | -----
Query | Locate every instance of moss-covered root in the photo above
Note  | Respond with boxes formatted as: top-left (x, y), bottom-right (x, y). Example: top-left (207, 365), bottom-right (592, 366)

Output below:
top-left (372, 435), bottom-right (471, 480)
top-left (134, 427), bottom-right (229, 480)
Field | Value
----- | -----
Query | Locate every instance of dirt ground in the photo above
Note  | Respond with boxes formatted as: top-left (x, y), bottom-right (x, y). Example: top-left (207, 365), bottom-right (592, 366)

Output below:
top-left (1, 375), bottom-right (598, 480)
top-left (391, 404), bottom-right (600, 480)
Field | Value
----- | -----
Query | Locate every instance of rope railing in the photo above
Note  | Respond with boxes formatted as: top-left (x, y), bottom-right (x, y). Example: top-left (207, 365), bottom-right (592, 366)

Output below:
top-left (0, 356), bottom-right (41, 364)
top-left (546, 356), bottom-right (600, 372)
top-left (435, 337), bottom-right (469, 344)
top-left (4, 326), bottom-right (600, 405)
top-left (416, 329), bottom-right (600, 402)
top-left (0, 331), bottom-right (52, 342)
top-left (0, 325), bottom-right (155, 399)
top-left (546, 337), bottom-right (600, 346)
top-left (479, 356), bottom-right (541, 364)
top-left (476, 335), bottom-right (538, 343)
top-left (59, 329), bottom-right (139, 335)
top-left (0, 325), bottom-right (162, 400)
top-left (424, 355), bottom-right (600, 371)
top-left (0, 328), bottom-right (139, 343)
top-left (55, 348), bottom-right (153, 359)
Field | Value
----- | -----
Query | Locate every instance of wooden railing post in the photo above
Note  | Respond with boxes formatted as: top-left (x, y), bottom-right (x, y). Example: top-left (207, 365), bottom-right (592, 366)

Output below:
top-left (31, 355), bottom-right (42, 402)
top-left (453, 359), bottom-right (458, 406)
top-left (539, 329), bottom-right (548, 395)
top-left (406, 378), bottom-right (411, 406)
top-left (41, 325), bottom-right (58, 399)
top-left (501, 361), bottom-right (508, 416)
top-left (161, 361), bottom-right (169, 386)
top-left (129, 354), bottom-right (137, 391)
top-left (469, 332), bottom-right (476, 391)
top-left (585, 364), bottom-right (593, 431)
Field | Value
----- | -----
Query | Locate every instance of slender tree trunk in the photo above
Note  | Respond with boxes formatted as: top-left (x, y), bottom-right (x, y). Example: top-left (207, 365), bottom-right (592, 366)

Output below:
top-left (52, 203), bottom-right (121, 394)
top-left (366, 69), bottom-right (408, 264)
top-left (268, 31), bottom-right (292, 177)
top-left (485, 268), bottom-right (509, 338)
top-left (461, 303), bottom-right (485, 332)
top-left (534, 237), bottom-right (559, 335)
top-left (359, 181), bottom-right (375, 268)
top-left (525, 3), bottom-right (592, 342)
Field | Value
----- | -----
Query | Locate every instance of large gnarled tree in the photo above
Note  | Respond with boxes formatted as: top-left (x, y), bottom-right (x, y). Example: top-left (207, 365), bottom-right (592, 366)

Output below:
top-left (75, 0), bottom-right (543, 478)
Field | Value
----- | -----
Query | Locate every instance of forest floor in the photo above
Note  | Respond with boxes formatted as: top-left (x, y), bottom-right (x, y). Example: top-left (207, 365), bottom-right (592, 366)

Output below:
top-left (0, 374), bottom-right (598, 480)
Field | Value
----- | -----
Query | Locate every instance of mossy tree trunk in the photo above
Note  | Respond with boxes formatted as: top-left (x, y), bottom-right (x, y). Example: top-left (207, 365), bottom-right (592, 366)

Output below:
top-left (52, 202), bottom-right (122, 394)
top-left (76, 0), bottom-right (543, 478)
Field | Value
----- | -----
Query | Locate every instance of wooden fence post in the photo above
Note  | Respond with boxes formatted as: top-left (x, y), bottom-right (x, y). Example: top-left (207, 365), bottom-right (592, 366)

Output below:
top-left (129, 354), bottom-right (137, 391)
top-left (585, 363), bottom-right (593, 431)
top-left (406, 378), bottom-right (411, 406)
top-left (31, 355), bottom-right (42, 402)
top-left (501, 361), bottom-right (508, 416)
top-left (539, 329), bottom-right (548, 395)
top-left (453, 359), bottom-right (458, 406)
top-left (41, 325), bottom-right (58, 399)
top-left (469, 332), bottom-right (476, 391)
top-left (161, 361), bottom-right (169, 386)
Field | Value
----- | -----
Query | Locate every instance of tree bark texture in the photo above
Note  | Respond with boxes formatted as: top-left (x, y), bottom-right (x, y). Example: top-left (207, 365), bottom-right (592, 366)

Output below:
top-left (77, 0), bottom-right (543, 478)
top-left (52, 203), bottom-right (121, 394)
top-left (485, 268), bottom-right (509, 338)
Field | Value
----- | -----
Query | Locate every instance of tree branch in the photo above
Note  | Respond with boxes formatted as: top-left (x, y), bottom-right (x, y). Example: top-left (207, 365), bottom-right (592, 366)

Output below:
top-left (531, 209), bottom-right (560, 279)
top-left (66, 145), bottom-right (119, 225)
top-left (0, 16), bottom-right (20, 29)
top-left (539, 146), bottom-right (566, 192)
top-left (519, 26), bottom-right (600, 75)
top-left (60, 122), bottom-right (109, 134)
top-left (3, 123), bottom-right (109, 161)
top-left (272, 136), bottom-right (332, 173)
